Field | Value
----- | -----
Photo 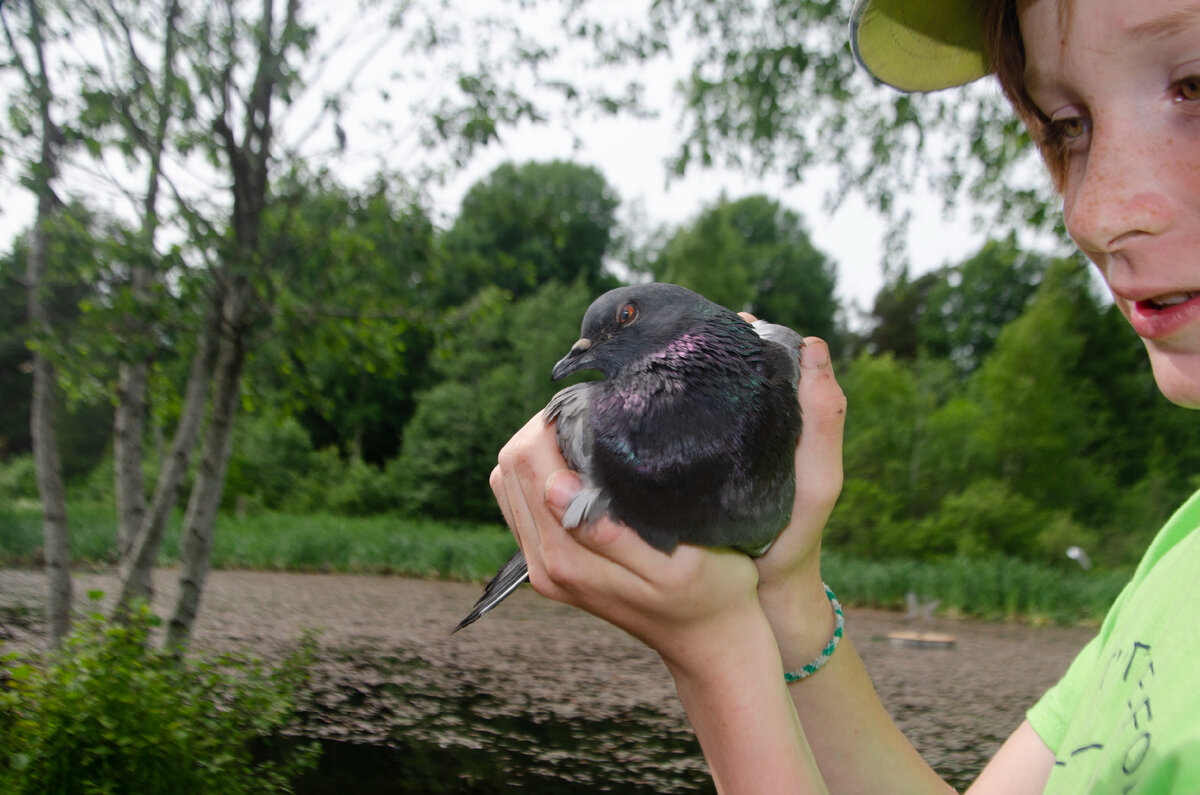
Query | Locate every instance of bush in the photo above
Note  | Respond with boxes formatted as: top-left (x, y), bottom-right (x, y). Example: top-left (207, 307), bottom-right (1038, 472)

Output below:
top-left (0, 456), bottom-right (37, 502)
top-left (225, 415), bottom-right (316, 511)
top-left (0, 596), bottom-right (318, 794)
top-left (70, 454), bottom-right (117, 505)
top-left (912, 479), bottom-right (1052, 558)
top-left (289, 448), bottom-right (400, 516)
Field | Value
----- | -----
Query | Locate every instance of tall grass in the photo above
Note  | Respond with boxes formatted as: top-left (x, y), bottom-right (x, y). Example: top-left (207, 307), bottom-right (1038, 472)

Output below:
top-left (822, 550), bottom-right (1128, 625)
top-left (0, 501), bottom-right (1127, 623)
top-left (191, 512), bottom-right (518, 582)
top-left (0, 501), bottom-right (516, 583)
top-left (0, 501), bottom-right (126, 563)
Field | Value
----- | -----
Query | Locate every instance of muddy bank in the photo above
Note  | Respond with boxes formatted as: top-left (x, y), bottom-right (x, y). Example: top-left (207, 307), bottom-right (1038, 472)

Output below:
top-left (0, 568), bottom-right (1096, 790)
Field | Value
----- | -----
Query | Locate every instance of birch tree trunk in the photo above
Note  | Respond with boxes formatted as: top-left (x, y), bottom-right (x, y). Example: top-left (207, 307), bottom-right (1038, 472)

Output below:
top-left (108, 0), bottom-right (181, 587)
top-left (115, 300), bottom-right (221, 614)
top-left (113, 358), bottom-right (148, 564)
top-left (165, 283), bottom-right (249, 652)
top-left (161, 0), bottom-right (303, 652)
top-left (18, 0), bottom-right (72, 648)
top-left (29, 224), bottom-right (73, 649)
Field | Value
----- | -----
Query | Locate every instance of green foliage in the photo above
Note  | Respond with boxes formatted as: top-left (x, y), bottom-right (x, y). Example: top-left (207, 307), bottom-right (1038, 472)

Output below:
top-left (829, 248), bottom-right (1197, 572)
top-left (250, 175), bottom-right (439, 465)
top-left (204, 513), bottom-right (517, 581)
top-left (653, 194), bottom-right (840, 347)
top-left (439, 161), bottom-right (621, 307)
top-left (911, 479), bottom-right (1088, 561)
top-left (395, 279), bottom-right (597, 521)
top-left (917, 237), bottom-right (1047, 374)
top-left (0, 598), bottom-right (318, 794)
top-left (967, 259), bottom-right (1111, 518)
top-left (594, 0), bottom-right (1061, 250)
top-left (0, 211), bottom-right (117, 481)
top-left (225, 415), bottom-right (317, 512)
top-left (0, 457), bottom-right (37, 501)
top-left (298, 453), bottom-right (396, 517)
top-left (0, 498), bottom-right (1121, 623)
top-left (862, 269), bottom-right (942, 360)
top-left (223, 419), bottom-right (407, 518)
top-left (0, 257), bottom-right (31, 461)
top-left (0, 501), bottom-right (44, 563)
top-left (866, 236), bottom-right (1048, 373)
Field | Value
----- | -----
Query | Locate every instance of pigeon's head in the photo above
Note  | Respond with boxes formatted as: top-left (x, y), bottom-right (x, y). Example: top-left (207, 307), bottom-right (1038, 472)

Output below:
top-left (551, 283), bottom-right (724, 381)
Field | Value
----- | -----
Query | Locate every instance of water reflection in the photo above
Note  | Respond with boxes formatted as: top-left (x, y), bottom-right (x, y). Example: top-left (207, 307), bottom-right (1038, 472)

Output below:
top-left (282, 653), bottom-right (714, 793)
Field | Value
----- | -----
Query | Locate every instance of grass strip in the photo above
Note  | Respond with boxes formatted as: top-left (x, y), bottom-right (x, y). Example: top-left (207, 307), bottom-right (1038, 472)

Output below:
top-left (0, 502), bottom-right (1127, 623)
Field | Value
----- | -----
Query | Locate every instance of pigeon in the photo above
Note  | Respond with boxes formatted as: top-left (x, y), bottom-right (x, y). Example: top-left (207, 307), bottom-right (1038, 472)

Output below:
top-left (455, 282), bottom-right (804, 631)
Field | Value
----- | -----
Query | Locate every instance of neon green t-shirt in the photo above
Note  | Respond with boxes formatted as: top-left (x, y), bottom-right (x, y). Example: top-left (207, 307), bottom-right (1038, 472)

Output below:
top-left (1027, 488), bottom-right (1200, 793)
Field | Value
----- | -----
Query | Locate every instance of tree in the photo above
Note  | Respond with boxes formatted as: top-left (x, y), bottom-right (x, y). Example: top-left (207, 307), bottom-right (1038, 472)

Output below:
top-left (0, 213), bottom-right (113, 481)
top-left (439, 160), bottom-right (622, 307)
top-left (918, 236), bottom-right (1047, 375)
top-left (59, 0), bottom-right (195, 605)
top-left (863, 268), bottom-right (941, 360)
top-left (864, 237), bottom-right (1048, 373)
top-left (87, 0), bottom-right (184, 580)
top-left (245, 173), bottom-right (439, 466)
top-left (565, 0), bottom-right (1062, 255)
top-left (0, 257), bottom-right (30, 459)
top-left (395, 280), bottom-right (596, 521)
top-left (2, 0), bottom-right (74, 647)
top-left (966, 258), bottom-right (1110, 519)
top-left (654, 194), bottom-right (840, 345)
top-left (159, 0), bottom-right (317, 652)
top-left (0, 0), bottom-right (650, 651)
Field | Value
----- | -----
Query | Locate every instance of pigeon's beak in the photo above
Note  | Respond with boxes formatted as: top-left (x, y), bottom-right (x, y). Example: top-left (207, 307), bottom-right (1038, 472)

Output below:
top-left (552, 337), bottom-right (594, 381)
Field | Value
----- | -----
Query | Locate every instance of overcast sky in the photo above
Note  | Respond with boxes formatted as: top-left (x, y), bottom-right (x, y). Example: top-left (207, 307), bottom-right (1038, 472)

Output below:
top-left (0, 0), bottom-right (997, 318)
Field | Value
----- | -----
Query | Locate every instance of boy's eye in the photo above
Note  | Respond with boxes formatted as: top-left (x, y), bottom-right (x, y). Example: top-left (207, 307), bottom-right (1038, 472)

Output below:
top-left (1178, 76), bottom-right (1200, 101)
top-left (1057, 117), bottom-right (1087, 139)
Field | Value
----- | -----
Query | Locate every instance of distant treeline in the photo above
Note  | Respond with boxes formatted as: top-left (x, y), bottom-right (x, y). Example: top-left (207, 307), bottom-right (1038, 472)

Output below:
top-left (2, 160), bottom-right (1197, 571)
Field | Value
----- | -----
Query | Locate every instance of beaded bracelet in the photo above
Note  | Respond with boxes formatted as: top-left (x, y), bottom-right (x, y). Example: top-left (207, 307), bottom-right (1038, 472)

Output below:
top-left (783, 583), bottom-right (844, 683)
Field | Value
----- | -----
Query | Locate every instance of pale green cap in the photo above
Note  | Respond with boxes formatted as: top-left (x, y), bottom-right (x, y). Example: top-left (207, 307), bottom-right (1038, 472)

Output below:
top-left (849, 0), bottom-right (990, 92)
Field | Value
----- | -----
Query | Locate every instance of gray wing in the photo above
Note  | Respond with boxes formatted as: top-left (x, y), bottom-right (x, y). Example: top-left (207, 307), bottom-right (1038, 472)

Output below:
top-left (751, 319), bottom-right (805, 387)
top-left (544, 382), bottom-right (610, 529)
top-left (743, 319), bottom-right (804, 559)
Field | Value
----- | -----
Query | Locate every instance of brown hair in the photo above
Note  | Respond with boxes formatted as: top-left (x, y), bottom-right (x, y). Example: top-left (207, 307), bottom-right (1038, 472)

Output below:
top-left (982, 0), bottom-right (1068, 190)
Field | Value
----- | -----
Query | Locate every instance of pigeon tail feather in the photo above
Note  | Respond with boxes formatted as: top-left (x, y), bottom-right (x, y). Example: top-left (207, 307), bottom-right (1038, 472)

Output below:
top-left (452, 551), bottom-right (529, 633)
top-left (562, 487), bottom-right (610, 530)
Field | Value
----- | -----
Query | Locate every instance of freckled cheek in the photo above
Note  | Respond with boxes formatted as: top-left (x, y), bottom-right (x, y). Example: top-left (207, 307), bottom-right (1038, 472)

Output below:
top-left (1059, 158), bottom-right (1102, 249)
top-left (1176, 141), bottom-right (1200, 218)
top-left (1162, 132), bottom-right (1200, 254)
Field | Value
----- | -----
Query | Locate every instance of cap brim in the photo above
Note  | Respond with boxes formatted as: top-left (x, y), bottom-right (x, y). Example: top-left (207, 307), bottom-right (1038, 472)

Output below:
top-left (850, 0), bottom-right (990, 92)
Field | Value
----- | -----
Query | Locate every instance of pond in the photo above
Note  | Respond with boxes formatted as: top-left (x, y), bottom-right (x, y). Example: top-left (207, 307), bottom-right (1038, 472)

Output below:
top-left (271, 700), bottom-right (713, 793)
top-left (1, 568), bottom-right (1096, 791)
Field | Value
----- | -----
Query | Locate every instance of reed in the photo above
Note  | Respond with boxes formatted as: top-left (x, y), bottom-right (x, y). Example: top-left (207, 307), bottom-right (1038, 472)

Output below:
top-left (0, 502), bottom-right (1126, 623)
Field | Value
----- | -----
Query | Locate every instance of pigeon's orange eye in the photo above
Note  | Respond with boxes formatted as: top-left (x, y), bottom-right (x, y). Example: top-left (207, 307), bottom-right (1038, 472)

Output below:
top-left (617, 303), bottom-right (637, 325)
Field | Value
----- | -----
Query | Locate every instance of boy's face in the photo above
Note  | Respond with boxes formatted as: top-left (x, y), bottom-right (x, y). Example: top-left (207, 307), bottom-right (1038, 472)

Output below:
top-left (1020, 0), bottom-right (1200, 408)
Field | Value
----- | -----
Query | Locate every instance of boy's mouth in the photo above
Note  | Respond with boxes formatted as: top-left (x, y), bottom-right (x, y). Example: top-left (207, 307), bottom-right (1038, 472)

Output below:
top-left (1140, 292), bottom-right (1199, 311)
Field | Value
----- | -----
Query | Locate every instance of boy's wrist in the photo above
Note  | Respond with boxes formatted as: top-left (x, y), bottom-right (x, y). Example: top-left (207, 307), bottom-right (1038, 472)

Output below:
top-left (758, 573), bottom-right (840, 676)
top-left (658, 599), bottom-right (779, 685)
